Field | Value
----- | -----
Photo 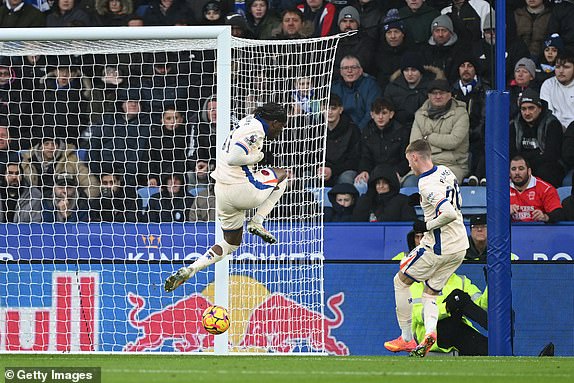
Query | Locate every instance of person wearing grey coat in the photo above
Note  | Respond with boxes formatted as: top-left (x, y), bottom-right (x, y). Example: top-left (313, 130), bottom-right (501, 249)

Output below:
top-left (0, 162), bottom-right (43, 223)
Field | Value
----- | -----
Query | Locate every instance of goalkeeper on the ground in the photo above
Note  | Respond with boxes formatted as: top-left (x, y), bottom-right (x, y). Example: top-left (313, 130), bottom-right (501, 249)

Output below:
top-left (165, 102), bottom-right (289, 292)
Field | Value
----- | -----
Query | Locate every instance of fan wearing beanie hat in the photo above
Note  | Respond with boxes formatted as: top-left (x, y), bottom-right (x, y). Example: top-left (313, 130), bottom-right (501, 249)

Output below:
top-left (338, 6), bottom-right (360, 32)
top-left (538, 33), bottom-right (564, 76)
top-left (429, 14), bottom-right (457, 46)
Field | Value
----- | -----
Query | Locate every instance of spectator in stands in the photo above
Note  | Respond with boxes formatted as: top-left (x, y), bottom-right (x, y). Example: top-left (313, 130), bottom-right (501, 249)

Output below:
top-left (0, 0), bottom-right (46, 27)
top-left (476, 11), bottom-right (530, 86)
top-left (324, 182), bottom-right (359, 222)
top-left (127, 15), bottom-right (144, 26)
top-left (0, 57), bottom-right (33, 149)
top-left (42, 173), bottom-right (89, 223)
top-left (147, 174), bottom-right (194, 223)
top-left (333, 6), bottom-right (377, 78)
top-left (536, 33), bottom-right (564, 85)
top-left (86, 64), bottom-right (132, 126)
top-left (376, 9), bottom-right (411, 92)
top-left (383, 51), bottom-right (445, 127)
top-left (188, 96), bottom-right (216, 189)
top-left (546, 0), bottom-right (574, 53)
top-left (272, 8), bottom-right (310, 38)
top-left (421, 14), bottom-right (470, 84)
top-left (562, 173), bottom-right (574, 220)
top-left (0, 124), bottom-right (19, 176)
top-left (354, 0), bottom-right (385, 42)
top-left (188, 176), bottom-right (215, 222)
top-left (440, 0), bottom-right (481, 44)
top-left (355, 98), bottom-right (410, 188)
top-left (297, 0), bottom-right (337, 37)
top-left (509, 57), bottom-right (539, 119)
top-left (147, 104), bottom-right (191, 187)
top-left (513, 0), bottom-right (551, 61)
top-left (32, 58), bottom-right (89, 143)
top-left (226, 13), bottom-right (256, 38)
top-left (398, 0), bottom-right (440, 47)
top-left (331, 55), bottom-right (382, 130)
top-left (141, 51), bottom-right (191, 113)
top-left (451, 55), bottom-right (488, 186)
top-left (465, 214), bottom-right (487, 261)
top-left (245, 0), bottom-right (281, 39)
top-left (510, 88), bottom-right (564, 187)
top-left (46, 0), bottom-right (92, 27)
top-left (0, 162), bottom-right (43, 223)
top-left (392, 227), bottom-right (424, 260)
top-left (319, 93), bottom-right (361, 187)
top-left (510, 155), bottom-right (564, 223)
top-left (410, 79), bottom-right (470, 183)
top-left (94, 0), bottom-right (134, 26)
top-left (88, 88), bottom-right (151, 187)
top-left (200, 0), bottom-right (224, 25)
top-left (143, 0), bottom-right (194, 26)
top-left (540, 50), bottom-right (574, 132)
top-left (352, 164), bottom-right (416, 222)
top-left (89, 172), bottom-right (138, 222)
top-left (290, 76), bottom-right (321, 120)
top-left (21, 134), bottom-right (99, 199)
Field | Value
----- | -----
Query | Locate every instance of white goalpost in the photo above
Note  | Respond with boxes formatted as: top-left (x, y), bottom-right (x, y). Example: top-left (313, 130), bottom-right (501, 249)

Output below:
top-left (0, 27), bottom-right (343, 354)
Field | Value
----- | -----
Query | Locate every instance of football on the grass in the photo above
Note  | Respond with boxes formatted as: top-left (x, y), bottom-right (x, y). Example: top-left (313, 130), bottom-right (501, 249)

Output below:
top-left (202, 305), bottom-right (230, 335)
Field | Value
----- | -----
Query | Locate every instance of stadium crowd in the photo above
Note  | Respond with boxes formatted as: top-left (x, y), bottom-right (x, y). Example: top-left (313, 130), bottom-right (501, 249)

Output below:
top-left (0, 0), bottom-right (573, 223)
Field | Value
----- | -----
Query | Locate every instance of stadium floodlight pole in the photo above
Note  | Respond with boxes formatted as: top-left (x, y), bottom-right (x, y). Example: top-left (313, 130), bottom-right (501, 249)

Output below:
top-left (485, 0), bottom-right (513, 356)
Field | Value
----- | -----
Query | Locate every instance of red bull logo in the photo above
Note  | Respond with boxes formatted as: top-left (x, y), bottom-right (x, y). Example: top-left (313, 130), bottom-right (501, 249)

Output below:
top-left (239, 292), bottom-right (349, 355)
top-left (123, 282), bottom-right (348, 355)
top-left (0, 272), bottom-right (99, 351)
top-left (124, 293), bottom-right (215, 352)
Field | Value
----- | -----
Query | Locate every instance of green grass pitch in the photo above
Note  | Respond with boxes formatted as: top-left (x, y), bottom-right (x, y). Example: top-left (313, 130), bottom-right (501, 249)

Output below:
top-left (1, 355), bottom-right (573, 383)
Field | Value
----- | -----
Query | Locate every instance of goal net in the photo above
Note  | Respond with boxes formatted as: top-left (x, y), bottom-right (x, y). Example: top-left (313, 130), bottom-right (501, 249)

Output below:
top-left (0, 27), bottom-right (343, 354)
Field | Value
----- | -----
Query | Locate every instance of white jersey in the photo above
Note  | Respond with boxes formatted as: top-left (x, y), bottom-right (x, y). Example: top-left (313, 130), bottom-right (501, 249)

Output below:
top-left (418, 165), bottom-right (469, 255)
top-left (211, 114), bottom-right (267, 185)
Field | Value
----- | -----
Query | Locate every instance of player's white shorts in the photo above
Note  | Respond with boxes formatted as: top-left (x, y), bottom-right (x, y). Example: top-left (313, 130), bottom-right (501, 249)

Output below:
top-left (214, 167), bottom-right (279, 231)
top-left (399, 245), bottom-right (465, 292)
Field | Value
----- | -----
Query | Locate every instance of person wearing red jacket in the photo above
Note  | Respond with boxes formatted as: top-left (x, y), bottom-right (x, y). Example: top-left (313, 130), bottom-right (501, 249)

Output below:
top-left (510, 155), bottom-right (564, 223)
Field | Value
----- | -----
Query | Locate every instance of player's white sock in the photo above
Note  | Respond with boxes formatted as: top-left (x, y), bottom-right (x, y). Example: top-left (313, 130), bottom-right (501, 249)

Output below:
top-left (393, 274), bottom-right (413, 342)
top-left (422, 292), bottom-right (439, 335)
top-left (253, 179), bottom-right (287, 221)
top-left (191, 240), bottom-right (239, 271)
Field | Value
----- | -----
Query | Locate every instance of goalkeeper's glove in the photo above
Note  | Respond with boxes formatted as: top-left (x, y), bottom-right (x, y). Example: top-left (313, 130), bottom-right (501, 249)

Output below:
top-left (413, 219), bottom-right (427, 233)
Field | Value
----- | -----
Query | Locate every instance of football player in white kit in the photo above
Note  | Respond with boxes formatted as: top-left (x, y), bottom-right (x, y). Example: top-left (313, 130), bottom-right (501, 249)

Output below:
top-left (164, 103), bottom-right (289, 292)
top-left (384, 139), bottom-right (469, 357)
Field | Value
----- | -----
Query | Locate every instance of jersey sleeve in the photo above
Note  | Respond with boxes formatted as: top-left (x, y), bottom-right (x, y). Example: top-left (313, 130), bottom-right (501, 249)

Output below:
top-left (225, 122), bottom-right (265, 166)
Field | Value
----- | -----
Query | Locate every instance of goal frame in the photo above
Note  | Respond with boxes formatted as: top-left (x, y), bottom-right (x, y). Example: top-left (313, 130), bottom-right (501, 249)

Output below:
top-left (0, 26), bottom-right (233, 354)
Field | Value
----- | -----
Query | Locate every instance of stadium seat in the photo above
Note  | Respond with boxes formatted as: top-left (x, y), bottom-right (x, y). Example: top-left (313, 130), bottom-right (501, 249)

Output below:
top-left (137, 186), bottom-right (160, 209)
top-left (188, 186), bottom-right (207, 197)
top-left (308, 187), bottom-right (332, 207)
top-left (460, 186), bottom-right (487, 215)
top-left (76, 148), bottom-right (88, 162)
top-left (557, 187), bottom-right (572, 202)
top-left (399, 187), bottom-right (419, 196)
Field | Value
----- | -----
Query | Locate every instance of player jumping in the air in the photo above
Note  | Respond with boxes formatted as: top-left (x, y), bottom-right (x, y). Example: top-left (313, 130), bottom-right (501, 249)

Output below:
top-left (164, 102), bottom-right (289, 292)
top-left (384, 139), bottom-right (469, 357)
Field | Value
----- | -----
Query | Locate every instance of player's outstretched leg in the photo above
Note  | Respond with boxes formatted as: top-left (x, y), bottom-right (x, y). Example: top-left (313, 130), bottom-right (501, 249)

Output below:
top-left (247, 178), bottom-right (287, 244)
top-left (164, 238), bottom-right (239, 292)
top-left (409, 332), bottom-right (437, 357)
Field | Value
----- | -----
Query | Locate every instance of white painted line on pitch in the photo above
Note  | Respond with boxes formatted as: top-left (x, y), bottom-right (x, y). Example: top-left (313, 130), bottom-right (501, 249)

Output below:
top-left (103, 368), bottom-right (573, 378)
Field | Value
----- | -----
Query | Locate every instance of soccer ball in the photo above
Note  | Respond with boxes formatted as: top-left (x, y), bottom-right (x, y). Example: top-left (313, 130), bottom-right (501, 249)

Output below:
top-left (202, 305), bottom-right (230, 335)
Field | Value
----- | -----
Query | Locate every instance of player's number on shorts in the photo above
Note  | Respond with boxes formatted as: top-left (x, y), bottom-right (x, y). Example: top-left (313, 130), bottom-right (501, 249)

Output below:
top-left (445, 181), bottom-right (461, 210)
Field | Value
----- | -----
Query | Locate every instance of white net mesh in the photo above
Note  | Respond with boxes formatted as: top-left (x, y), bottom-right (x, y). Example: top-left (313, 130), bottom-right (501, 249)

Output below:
top-left (0, 29), bottom-right (342, 354)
